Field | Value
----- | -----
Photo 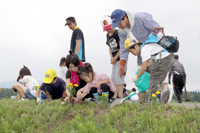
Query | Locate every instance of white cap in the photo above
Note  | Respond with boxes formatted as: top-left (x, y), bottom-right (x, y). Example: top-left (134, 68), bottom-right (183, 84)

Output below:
top-left (101, 15), bottom-right (112, 32)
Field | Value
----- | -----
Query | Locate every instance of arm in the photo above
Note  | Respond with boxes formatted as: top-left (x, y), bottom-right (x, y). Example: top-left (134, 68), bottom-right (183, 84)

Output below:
top-left (109, 47), bottom-right (113, 59)
top-left (75, 39), bottom-right (81, 55)
top-left (142, 13), bottom-right (160, 32)
top-left (65, 78), bottom-right (71, 97)
top-left (137, 60), bottom-right (148, 78)
top-left (118, 32), bottom-right (129, 61)
top-left (113, 48), bottom-right (120, 61)
top-left (94, 79), bottom-right (110, 89)
top-left (36, 89), bottom-right (41, 99)
top-left (125, 91), bottom-right (129, 96)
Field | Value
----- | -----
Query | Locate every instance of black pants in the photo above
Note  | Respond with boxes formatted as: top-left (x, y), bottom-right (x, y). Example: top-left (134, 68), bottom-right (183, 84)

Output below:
top-left (173, 74), bottom-right (184, 97)
top-left (90, 84), bottom-right (114, 99)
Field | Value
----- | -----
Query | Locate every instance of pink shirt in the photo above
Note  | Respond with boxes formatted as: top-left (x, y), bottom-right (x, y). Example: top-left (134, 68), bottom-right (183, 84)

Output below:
top-left (83, 73), bottom-right (116, 94)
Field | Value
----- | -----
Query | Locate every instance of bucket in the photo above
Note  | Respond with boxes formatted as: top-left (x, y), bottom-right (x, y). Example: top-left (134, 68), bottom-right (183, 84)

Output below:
top-left (134, 69), bottom-right (150, 93)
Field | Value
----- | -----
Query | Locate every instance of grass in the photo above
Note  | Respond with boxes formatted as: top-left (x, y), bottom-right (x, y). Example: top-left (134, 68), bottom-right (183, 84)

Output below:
top-left (0, 98), bottom-right (200, 133)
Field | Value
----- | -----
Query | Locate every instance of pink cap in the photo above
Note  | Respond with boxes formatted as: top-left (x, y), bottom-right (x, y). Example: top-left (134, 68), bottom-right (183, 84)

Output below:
top-left (101, 15), bottom-right (112, 32)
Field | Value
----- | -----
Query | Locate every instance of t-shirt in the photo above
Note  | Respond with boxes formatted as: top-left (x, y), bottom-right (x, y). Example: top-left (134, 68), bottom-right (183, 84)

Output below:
top-left (57, 66), bottom-right (68, 83)
top-left (141, 43), bottom-right (170, 62)
top-left (130, 92), bottom-right (139, 101)
top-left (39, 77), bottom-right (66, 90)
top-left (106, 30), bottom-right (120, 61)
top-left (83, 73), bottom-right (116, 94)
top-left (70, 27), bottom-right (85, 62)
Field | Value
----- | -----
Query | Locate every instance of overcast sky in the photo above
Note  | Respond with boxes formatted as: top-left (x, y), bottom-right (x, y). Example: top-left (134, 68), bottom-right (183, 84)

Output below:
top-left (0, 0), bottom-right (200, 91)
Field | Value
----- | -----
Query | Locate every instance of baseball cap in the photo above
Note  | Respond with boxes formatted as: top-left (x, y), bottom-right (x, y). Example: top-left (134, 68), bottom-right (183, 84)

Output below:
top-left (65, 17), bottom-right (76, 26)
top-left (43, 69), bottom-right (57, 84)
top-left (111, 9), bottom-right (126, 29)
top-left (123, 37), bottom-right (140, 52)
top-left (101, 15), bottom-right (112, 32)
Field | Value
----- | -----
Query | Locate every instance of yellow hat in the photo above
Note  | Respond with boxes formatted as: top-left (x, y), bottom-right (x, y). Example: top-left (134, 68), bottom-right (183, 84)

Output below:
top-left (43, 69), bottom-right (57, 84)
top-left (123, 37), bottom-right (139, 52)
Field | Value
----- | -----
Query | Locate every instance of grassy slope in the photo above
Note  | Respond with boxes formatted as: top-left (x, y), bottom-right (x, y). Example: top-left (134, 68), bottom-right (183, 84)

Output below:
top-left (0, 99), bottom-right (200, 133)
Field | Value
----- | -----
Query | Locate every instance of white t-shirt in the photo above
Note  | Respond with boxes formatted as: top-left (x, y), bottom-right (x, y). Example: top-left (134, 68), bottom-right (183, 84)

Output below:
top-left (130, 92), bottom-right (139, 101)
top-left (141, 43), bottom-right (170, 62)
top-left (57, 66), bottom-right (68, 83)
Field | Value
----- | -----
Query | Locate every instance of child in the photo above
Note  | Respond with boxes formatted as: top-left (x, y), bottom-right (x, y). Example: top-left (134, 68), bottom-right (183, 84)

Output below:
top-left (65, 51), bottom-right (93, 101)
top-left (123, 37), bottom-right (174, 99)
top-left (57, 57), bottom-right (68, 83)
top-left (74, 63), bottom-right (116, 103)
top-left (129, 88), bottom-right (138, 102)
top-left (36, 69), bottom-right (70, 103)
top-left (101, 15), bottom-right (124, 99)
top-left (12, 66), bottom-right (39, 100)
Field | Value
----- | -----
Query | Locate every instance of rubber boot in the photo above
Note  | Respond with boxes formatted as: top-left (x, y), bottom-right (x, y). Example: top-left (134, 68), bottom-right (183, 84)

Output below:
top-left (177, 94), bottom-right (182, 103)
top-left (137, 91), bottom-right (146, 104)
top-left (93, 93), bottom-right (100, 102)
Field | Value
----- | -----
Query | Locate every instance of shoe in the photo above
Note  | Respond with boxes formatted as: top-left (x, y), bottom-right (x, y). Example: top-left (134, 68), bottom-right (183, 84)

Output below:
top-left (109, 97), bottom-right (116, 103)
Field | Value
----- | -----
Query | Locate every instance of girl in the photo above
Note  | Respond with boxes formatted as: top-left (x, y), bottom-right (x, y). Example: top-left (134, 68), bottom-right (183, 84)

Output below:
top-left (12, 65), bottom-right (39, 100)
top-left (57, 57), bottom-right (68, 83)
top-left (65, 51), bottom-right (93, 102)
top-left (74, 63), bottom-right (116, 103)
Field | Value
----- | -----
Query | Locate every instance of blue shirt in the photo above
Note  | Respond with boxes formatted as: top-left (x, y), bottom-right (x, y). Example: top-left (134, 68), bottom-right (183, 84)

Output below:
top-left (39, 77), bottom-right (66, 90)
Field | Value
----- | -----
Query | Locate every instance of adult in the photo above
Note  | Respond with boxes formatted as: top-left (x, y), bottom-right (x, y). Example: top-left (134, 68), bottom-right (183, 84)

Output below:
top-left (110, 9), bottom-right (161, 103)
top-left (65, 17), bottom-right (85, 62)
top-left (168, 54), bottom-right (186, 103)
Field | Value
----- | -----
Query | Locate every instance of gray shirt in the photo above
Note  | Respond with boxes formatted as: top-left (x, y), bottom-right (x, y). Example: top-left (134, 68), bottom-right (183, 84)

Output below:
top-left (169, 59), bottom-right (186, 79)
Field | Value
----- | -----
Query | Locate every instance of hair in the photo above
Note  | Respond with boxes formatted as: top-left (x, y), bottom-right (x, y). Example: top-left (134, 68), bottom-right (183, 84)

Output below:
top-left (66, 17), bottom-right (77, 25)
top-left (174, 54), bottom-right (179, 60)
top-left (19, 65), bottom-right (32, 78)
top-left (66, 50), bottom-right (81, 68)
top-left (132, 88), bottom-right (136, 92)
top-left (17, 76), bottom-right (20, 82)
top-left (59, 57), bottom-right (67, 66)
top-left (124, 83), bottom-right (126, 87)
top-left (78, 63), bottom-right (94, 77)
top-left (122, 12), bottom-right (128, 20)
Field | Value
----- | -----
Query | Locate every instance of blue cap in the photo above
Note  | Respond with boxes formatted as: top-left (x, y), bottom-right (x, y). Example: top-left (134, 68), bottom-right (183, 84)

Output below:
top-left (111, 9), bottom-right (126, 29)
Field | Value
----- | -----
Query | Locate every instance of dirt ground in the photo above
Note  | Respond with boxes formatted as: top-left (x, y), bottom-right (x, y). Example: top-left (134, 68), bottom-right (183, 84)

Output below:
top-left (169, 103), bottom-right (200, 108)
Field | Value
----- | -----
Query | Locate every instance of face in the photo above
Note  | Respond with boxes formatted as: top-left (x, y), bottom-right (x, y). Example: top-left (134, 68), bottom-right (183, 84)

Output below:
top-left (51, 77), bottom-right (57, 84)
top-left (67, 22), bottom-right (76, 30)
top-left (69, 63), bottom-right (78, 72)
top-left (80, 72), bottom-right (93, 83)
top-left (106, 29), bottom-right (115, 34)
top-left (127, 45), bottom-right (140, 56)
top-left (61, 62), bottom-right (66, 67)
top-left (118, 16), bottom-right (129, 29)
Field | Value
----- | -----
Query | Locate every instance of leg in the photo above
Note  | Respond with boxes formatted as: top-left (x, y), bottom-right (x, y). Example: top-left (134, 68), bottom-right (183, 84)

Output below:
top-left (137, 91), bottom-right (146, 104)
top-left (113, 85), bottom-right (118, 99)
top-left (100, 84), bottom-right (114, 99)
top-left (117, 84), bottom-right (123, 98)
top-left (13, 83), bottom-right (27, 98)
top-left (43, 85), bottom-right (53, 99)
top-left (111, 63), bottom-right (118, 99)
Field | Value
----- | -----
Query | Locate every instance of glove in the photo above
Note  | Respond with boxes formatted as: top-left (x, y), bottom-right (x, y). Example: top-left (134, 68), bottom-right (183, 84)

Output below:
top-left (135, 66), bottom-right (141, 73)
top-left (37, 98), bottom-right (42, 104)
top-left (132, 75), bottom-right (139, 82)
top-left (119, 59), bottom-right (126, 77)
top-left (168, 80), bottom-right (171, 84)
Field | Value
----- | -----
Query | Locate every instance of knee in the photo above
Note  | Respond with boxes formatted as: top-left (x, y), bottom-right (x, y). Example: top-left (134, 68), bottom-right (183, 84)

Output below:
top-left (100, 84), bottom-right (110, 92)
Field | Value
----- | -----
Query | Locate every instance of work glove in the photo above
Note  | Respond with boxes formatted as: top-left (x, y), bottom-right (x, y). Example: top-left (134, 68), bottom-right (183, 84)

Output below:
top-left (168, 80), bottom-right (171, 84)
top-left (119, 59), bottom-right (126, 77)
top-left (37, 98), bottom-right (42, 104)
top-left (135, 66), bottom-right (141, 73)
top-left (132, 75), bottom-right (139, 82)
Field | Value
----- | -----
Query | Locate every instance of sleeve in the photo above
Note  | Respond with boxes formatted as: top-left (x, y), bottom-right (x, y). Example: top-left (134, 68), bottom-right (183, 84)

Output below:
top-left (118, 31), bottom-right (129, 60)
top-left (39, 83), bottom-right (45, 91)
top-left (142, 13), bottom-right (160, 33)
top-left (168, 64), bottom-right (174, 80)
top-left (75, 30), bottom-right (83, 40)
top-left (115, 30), bottom-right (120, 49)
top-left (99, 73), bottom-right (109, 80)
top-left (141, 46), bottom-right (151, 62)
top-left (83, 84), bottom-right (90, 94)
top-left (66, 69), bottom-right (71, 79)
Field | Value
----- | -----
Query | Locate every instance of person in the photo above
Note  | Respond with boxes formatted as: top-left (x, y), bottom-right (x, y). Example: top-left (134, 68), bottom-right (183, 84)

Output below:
top-left (101, 16), bottom-right (124, 99)
top-left (129, 88), bottom-right (138, 102)
top-left (123, 37), bottom-right (174, 103)
top-left (57, 57), bottom-right (68, 83)
top-left (123, 83), bottom-right (129, 98)
top-left (65, 16), bottom-right (85, 62)
top-left (36, 69), bottom-right (70, 104)
top-left (12, 66), bottom-right (39, 100)
top-left (168, 54), bottom-right (186, 103)
top-left (110, 9), bottom-right (161, 102)
top-left (74, 63), bottom-right (116, 103)
top-left (65, 51), bottom-right (93, 101)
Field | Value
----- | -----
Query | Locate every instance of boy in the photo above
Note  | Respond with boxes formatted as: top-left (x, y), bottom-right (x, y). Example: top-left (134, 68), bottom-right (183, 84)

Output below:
top-left (101, 16), bottom-right (125, 99)
top-left (65, 16), bottom-right (86, 62)
top-left (129, 88), bottom-right (138, 102)
top-left (36, 69), bottom-right (70, 103)
top-left (123, 37), bottom-right (174, 101)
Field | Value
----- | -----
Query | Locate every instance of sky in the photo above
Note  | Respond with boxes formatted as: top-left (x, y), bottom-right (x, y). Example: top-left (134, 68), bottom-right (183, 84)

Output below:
top-left (0, 0), bottom-right (200, 91)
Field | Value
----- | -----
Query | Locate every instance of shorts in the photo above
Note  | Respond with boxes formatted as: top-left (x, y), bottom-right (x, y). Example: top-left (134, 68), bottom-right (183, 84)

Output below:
top-left (111, 61), bottom-right (127, 85)
top-left (25, 89), bottom-right (36, 100)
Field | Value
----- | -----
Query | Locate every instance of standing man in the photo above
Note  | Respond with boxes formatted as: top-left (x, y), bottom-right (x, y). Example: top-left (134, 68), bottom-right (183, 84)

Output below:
top-left (168, 54), bottom-right (186, 103)
top-left (65, 17), bottom-right (85, 62)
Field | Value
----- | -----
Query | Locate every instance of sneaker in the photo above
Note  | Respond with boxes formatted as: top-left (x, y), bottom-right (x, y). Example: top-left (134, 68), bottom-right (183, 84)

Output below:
top-left (109, 97), bottom-right (116, 103)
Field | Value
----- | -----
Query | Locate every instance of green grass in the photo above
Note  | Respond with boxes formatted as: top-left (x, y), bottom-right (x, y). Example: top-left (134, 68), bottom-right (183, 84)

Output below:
top-left (0, 98), bottom-right (200, 133)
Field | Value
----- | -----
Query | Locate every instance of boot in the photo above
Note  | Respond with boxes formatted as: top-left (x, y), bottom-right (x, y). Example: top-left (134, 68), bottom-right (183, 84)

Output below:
top-left (93, 93), bottom-right (100, 102)
top-left (177, 94), bottom-right (182, 103)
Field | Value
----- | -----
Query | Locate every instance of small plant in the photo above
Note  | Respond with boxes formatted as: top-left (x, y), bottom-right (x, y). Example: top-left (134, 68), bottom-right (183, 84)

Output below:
top-left (151, 91), bottom-right (161, 107)
top-left (68, 83), bottom-right (79, 99)
top-left (99, 93), bottom-right (109, 104)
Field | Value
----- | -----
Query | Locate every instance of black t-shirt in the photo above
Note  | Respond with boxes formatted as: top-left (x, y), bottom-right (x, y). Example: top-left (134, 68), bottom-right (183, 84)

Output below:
top-left (106, 30), bottom-right (120, 61)
top-left (123, 88), bottom-right (127, 93)
top-left (70, 28), bottom-right (85, 62)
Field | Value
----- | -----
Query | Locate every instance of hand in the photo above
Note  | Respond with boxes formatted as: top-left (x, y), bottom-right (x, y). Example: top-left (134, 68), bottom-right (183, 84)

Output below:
top-left (119, 60), bottom-right (126, 77)
top-left (132, 75), bottom-right (139, 82)
top-left (94, 82), bottom-right (101, 89)
top-left (74, 97), bottom-right (81, 103)
top-left (111, 57), bottom-right (117, 64)
top-left (64, 97), bottom-right (70, 102)
top-left (37, 98), bottom-right (42, 104)
top-left (76, 90), bottom-right (82, 98)
top-left (135, 66), bottom-right (141, 73)
top-left (168, 80), bottom-right (171, 84)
